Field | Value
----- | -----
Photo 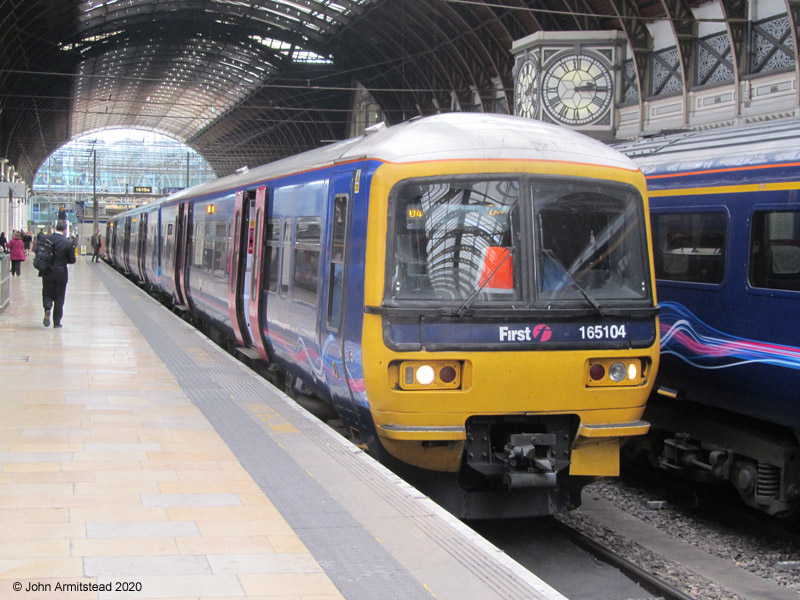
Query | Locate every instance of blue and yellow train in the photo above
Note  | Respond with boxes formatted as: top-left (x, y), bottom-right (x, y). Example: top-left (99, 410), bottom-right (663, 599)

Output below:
top-left (617, 119), bottom-right (800, 518)
top-left (107, 113), bottom-right (660, 518)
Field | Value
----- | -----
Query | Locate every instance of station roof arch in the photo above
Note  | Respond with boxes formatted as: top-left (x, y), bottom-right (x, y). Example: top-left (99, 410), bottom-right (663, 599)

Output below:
top-left (3, 0), bottom-right (800, 184)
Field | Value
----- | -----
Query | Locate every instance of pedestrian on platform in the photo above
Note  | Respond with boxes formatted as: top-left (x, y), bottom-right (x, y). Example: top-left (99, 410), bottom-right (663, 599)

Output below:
top-left (8, 231), bottom-right (25, 276)
top-left (23, 231), bottom-right (32, 256)
top-left (40, 220), bottom-right (76, 329)
top-left (90, 229), bottom-right (102, 263)
top-left (32, 228), bottom-right (50, 252)
top-left (0, 231), bottom-right (7, 253)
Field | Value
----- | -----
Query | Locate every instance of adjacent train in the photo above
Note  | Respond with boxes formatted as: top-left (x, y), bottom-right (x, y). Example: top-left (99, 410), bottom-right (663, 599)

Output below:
top-left (616, 119), bottom-right (800, 518)
top-left (106, 113), bottom-right (660, 518)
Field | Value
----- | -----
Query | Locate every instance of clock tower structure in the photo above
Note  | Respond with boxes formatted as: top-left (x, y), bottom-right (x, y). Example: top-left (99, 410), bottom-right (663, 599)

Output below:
top-left (511, 31), bottom-right (626, 138)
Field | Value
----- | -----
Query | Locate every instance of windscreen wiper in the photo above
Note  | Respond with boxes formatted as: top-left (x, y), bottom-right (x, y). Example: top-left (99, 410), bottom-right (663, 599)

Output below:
top-left (541, 248), bottom-right (605, 316)
top-left (455, 246), bottom-right (514, 316)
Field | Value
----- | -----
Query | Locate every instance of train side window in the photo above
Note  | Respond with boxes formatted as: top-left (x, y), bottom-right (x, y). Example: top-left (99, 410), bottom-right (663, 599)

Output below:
top-left (327, 195), bottom-right (348, 329)
top-left (265, 219), bottom-right (280, 293)
top-left (165, 222), bottom-right (174, 263)
top-left (192, 217), bottom-right (205, 268)
top-left (214, 223), bottom-right (227, 275)
top-left (651, 212), bottom-right (726, 284)
top-left (280, 220), bottom-right (292, 298)
top-left (203, 221), bottom-right (215, 271)
top-left (230, 213), bottom-right (240, 292)
top-left (251, 209), bottom-right (262, 298)
top-left (293, 217), bottom-right (321, 307)
top-left (749, 211), bottom-right (800, 292)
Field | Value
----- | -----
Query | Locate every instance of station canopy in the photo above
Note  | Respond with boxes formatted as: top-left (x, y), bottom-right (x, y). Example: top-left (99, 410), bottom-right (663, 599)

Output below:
top-left (4, 0), bottom-right (799, 184)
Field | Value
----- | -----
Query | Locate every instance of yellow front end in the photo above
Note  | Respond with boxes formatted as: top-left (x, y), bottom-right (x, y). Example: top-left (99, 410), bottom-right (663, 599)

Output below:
top-left (361, 159), bottom-right (660, 484)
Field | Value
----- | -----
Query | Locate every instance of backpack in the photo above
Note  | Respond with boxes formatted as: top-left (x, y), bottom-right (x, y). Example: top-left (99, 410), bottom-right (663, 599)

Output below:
top-left (33, 236), bottom-right (55, 274)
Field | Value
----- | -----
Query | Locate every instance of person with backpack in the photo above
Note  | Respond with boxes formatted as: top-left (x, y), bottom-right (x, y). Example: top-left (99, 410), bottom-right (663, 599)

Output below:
top-left (32, 228), bottom-right (50, 253)
top-left (39, 220), bottom-right (76, 328)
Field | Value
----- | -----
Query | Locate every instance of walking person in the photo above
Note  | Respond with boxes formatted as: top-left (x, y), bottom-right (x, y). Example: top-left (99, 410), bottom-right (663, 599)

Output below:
top-left (0, 231), bottom-right (7, 253)
top-left (90, 229), bottom-right (102, 263)
top-left (32, 228), bottom-right (49, 252)
top-left (8, 231), bottom-right (25, 276)
top-left (23, 230), bottom-right (32, 256)
top-left (40, 220), bottom-right (76, 328)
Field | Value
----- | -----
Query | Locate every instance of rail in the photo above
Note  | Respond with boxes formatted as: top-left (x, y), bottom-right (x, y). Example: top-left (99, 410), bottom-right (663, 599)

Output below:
top-left (553, 518), bottom-right (696, 600)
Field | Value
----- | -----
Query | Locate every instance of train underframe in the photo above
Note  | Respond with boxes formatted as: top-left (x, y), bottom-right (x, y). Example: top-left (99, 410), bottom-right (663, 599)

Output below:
top-left (461, 414), bottom-right (576, 492)
top-left (377, 414), bottom-right (588, 519)
top-left (633, 392), bottom-right (800, 518)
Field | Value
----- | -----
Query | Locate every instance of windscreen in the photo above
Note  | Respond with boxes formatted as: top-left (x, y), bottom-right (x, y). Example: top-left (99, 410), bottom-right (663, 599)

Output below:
top-left (389, 179), bottom-right (520, 303)
top-left (534, 180), bottom-right (648, 302)
top-left (387, 177), bottom-right (649, 307)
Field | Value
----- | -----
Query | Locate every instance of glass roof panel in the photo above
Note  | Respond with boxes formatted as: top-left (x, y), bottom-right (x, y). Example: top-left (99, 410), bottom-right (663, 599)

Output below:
top-left (67, 0), bottom-right (372, 142)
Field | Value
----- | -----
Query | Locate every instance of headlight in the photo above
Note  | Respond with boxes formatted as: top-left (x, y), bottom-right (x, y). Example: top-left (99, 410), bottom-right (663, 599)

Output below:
top-left (586, 358), bottom-right (646, 387)
top-left (609, 362), bottom-right (627, 382)
top-left (415, 365), bottom-right (436, 386)
top-left (628, 363), bottom-right (638, 380)
top-left (395, 360), bottom-right (463, 390)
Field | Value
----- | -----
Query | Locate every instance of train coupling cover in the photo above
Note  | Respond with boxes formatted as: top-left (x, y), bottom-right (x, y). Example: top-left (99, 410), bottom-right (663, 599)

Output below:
top-left (501, 433), bottom-right (558, 489)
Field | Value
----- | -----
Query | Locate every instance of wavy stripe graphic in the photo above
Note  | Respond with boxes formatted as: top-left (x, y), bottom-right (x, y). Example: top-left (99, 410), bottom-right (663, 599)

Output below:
top-left (264, 328), bottom-right (368, 403)
top-left (659, 301), bottom-right (800, 371)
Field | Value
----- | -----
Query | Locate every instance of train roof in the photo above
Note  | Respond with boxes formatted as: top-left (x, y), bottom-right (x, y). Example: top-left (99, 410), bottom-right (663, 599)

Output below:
top-left (162, 113), bottom-right (637, 203)
top-left (614, 117), bottom-right (800, 175)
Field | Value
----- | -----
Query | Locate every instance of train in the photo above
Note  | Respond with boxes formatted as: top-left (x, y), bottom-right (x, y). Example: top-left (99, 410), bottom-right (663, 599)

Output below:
top-left (105, 113), bottom-right (661, 518)
top-left (616, 118), bottom-right (800, 519)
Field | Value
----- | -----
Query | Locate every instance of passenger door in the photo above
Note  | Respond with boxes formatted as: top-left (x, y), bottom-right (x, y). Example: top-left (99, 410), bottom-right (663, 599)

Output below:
top-left (175, 201), bottom-right (193, 308)
top-left (227, 191), bottom-right (252, 347)
top-left (137, 212), bottom-right (148, 281)
top-left (320, 172), bottom-right (357, 424)
top-left (123, 217), bottom-right (132, 273)
top-left (247, 187), bottom-right (269, 359)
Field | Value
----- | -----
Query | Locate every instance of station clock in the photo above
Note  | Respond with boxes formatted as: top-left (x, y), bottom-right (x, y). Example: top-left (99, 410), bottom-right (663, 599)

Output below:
top-left (510, 32), bottom-right (625, 135)
top-left (541, 52), bottom-right (613, 126)
top-left (513, 57), bottom-right (539, 119)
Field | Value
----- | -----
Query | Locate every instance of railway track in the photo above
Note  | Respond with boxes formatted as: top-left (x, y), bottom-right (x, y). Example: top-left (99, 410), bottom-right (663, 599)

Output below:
top-left (471, 473), bottom-right (800, 600)
top-left (551, 517), bottom-right (695, 600)
top-left (470, 515), bottom-right (691, 600)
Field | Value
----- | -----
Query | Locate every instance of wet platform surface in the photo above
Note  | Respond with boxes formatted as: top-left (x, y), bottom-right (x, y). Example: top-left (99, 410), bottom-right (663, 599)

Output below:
top-left (0, 256), bottom-right (564, 600)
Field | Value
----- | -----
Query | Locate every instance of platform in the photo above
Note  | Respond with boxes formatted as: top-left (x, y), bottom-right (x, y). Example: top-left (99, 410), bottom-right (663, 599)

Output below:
top-left (0, 255), bottom-right (564, 600)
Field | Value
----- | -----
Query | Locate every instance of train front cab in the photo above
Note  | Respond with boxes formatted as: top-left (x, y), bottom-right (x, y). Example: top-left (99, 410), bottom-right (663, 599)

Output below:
top-left (360, 159), bottom-right (660, 517)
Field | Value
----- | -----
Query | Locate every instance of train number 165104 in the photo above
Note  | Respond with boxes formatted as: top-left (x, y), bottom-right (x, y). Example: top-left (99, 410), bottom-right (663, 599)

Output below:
top-left (578, 324), bottom-right (627, 340)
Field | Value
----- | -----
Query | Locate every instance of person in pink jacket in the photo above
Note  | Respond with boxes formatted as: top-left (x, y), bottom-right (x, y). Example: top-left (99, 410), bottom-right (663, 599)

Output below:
top-left (8, 230), bottom-right (25, 276)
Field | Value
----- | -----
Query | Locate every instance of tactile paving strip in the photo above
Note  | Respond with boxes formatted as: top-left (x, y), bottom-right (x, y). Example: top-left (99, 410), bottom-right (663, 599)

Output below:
top-left (96, 269), bottom-right (432, 600)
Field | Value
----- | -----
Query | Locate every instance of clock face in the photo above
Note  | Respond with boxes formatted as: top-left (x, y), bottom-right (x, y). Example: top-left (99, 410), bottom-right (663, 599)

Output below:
top-left (542, 53), bottom-right (613, 126)
top-left (514, 58), bottom-right (539, 119)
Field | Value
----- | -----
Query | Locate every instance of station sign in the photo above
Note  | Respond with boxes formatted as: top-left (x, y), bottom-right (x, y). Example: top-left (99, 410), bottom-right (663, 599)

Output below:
top-left (133, 186), bottom-right (153, 193)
